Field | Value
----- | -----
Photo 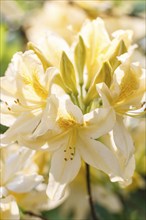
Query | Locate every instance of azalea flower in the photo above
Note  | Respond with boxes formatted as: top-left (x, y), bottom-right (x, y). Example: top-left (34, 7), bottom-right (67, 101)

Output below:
top-left (30, 18), bottom-right (133, 107)
top-left (1, 16), bottom-right (144, 206)
top-left (0, 143), bottom-right (43, 219)
top-left (0, 50), bottom-right (57, 147)
top-left (0, 144), bottom-right (43, 198)
top-left (40, 95), bottom-right (133, 200)
top-left (24, 0), bottom-right (87, 45)
top-left (96, 49), bottom-right (145, 117)
top-left (95, 50), bottom-right (145, 186)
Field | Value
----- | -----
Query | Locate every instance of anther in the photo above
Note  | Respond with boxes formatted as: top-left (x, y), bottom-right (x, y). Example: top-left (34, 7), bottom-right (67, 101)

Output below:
top-left (64, 158), bottom-right (68, 161)
top-left (5, 102), bottom-right (8, 105)
top-left (69, 147), bottom-right (72, 149)
top-left (64, 150), bottom-right (67, 152)
top-left (71, 153), bottom-right (74, 156)
top-left (14, 100), bottom-right (17, 104)
top-left (70, 158), bottom-right (73, 160)
top-left (8, 107), bottom-right (11, 111)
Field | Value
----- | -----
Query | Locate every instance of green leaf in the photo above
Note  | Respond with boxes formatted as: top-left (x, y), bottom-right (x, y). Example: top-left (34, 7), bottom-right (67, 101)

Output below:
top-left (0, 124), bottom-right (8, 134)
top-left (74, 36), bottom-right (86, 85)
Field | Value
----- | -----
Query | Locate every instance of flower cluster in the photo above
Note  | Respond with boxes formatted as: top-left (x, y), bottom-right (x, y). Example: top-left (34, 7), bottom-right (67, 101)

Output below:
top-left (0, 17), bottom-right (145, 218)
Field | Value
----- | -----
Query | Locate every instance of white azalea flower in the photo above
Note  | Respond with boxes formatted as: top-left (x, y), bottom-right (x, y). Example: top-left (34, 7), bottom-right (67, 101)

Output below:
top-left (36, 95), bottom-right (132, 200)
top-left (0, 50), bottom-right (57, 148)
top-left (24, 0), bottom-right (87, 45)
top-left (80, 17), bottom-right (133, 91)
top-left (0, 143), bottom-right (43, 198)
top-left (95, 50), bottom-right (145, 186)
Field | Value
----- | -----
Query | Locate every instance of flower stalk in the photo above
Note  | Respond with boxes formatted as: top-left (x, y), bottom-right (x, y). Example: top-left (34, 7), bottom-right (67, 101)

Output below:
top-left (86, 163), bottom-right (100, 220)
top-left (23, 211), bottom-right (49, 220)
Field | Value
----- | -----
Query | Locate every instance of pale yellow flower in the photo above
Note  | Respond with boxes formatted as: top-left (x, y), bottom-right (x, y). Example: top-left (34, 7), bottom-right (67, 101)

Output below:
top-left (80, 17), bottom-right (133, 93)
top-left (29, 95), bottom-right (133, 200)
top-left (0, 50), bottom-right (57, 148)
top-left (0, 143), bottom-right (43, 219)
top-left (96, 50), bottom-right (145, 117)
top-left (95, 50), bottom-right (145, 186)
top-left (0, 144), bottom-right (43, 198)
top-left (24, 1), bottom-right (87, 45)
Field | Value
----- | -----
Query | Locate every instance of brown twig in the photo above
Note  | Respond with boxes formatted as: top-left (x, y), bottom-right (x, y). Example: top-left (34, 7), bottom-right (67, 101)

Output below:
top-left (23, 211), bottom-right (49, 220)
top-left (85, 163), bottom-right (101, 220)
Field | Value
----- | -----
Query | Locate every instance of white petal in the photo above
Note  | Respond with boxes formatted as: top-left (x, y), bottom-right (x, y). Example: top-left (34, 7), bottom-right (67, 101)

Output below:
top-left (64, 98), bottom-right (83, 124)
top-left (37, 31), bottom-right (70, 68)
top-left (1, 112), bottom-right (42, 145)
top-left (3, 147), bottom-right (34, 182)
top-left (46, 147), bottom-right (81, 200)
top-left (0, 77), bottom-right (17, 102)
top-left (111, 116), bottom-right (134, 162)
top-left (0, 103), bottom-right (16, 126)
top-left (120, 155), bottom-right (135, 186)
top-left (78, 137), bottom-right (122, 180)
top-left (80, 18), bottom-right (110, 59)
top-left (96, 82), bottom-right (113, 106)
top-left (83, 107), bottom-right (116, 139)
top-left (57, 95), bottom-right (83, 124)
top-left (6, 174), bottom-right (43, 193)
top-left (32, 95), bottom-right (58, 137)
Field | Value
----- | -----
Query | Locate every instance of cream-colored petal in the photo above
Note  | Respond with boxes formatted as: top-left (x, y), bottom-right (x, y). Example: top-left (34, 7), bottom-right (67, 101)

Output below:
top-left (6, 174), bottom-right (43, 193)
top-left (32, 95), bottom-right (58, 138)
top-left (36, 31), bottom-right (70, 68)
top-left (96, 82), bottom-right (114, 106)
top-left (83, 107), bottom-right (116, 139)
top-left (78, 137), bottom-right (123, 181)
top-left (0, 103), bottom-right (17, 126)
top-left (63, 98), bottom-right (83, 124)
top-left (0, 76), bottom-right (17, 102)
top-left (111, 116), bottom-right (134, 163)
top-left (1, 112), bottom-right (42, 145)
top-left (46, 147), bottom-right (81, 200)
top-left (98, 132), bottom-right (135, 186)
top-left (3, 148), bottom-right (34, 183)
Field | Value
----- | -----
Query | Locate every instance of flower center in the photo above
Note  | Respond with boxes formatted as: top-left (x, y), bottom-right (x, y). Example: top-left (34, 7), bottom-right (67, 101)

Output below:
top-left (21, 70), bottom-right (48, 100)
top-left (57, 116), bottom-right (79, 161)
top-left (116, 71), bottom-right (139, 104)
top-left (57, 117), bottom-right (78, 130)
top-left (63, 130), bottom-right (77, 161)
